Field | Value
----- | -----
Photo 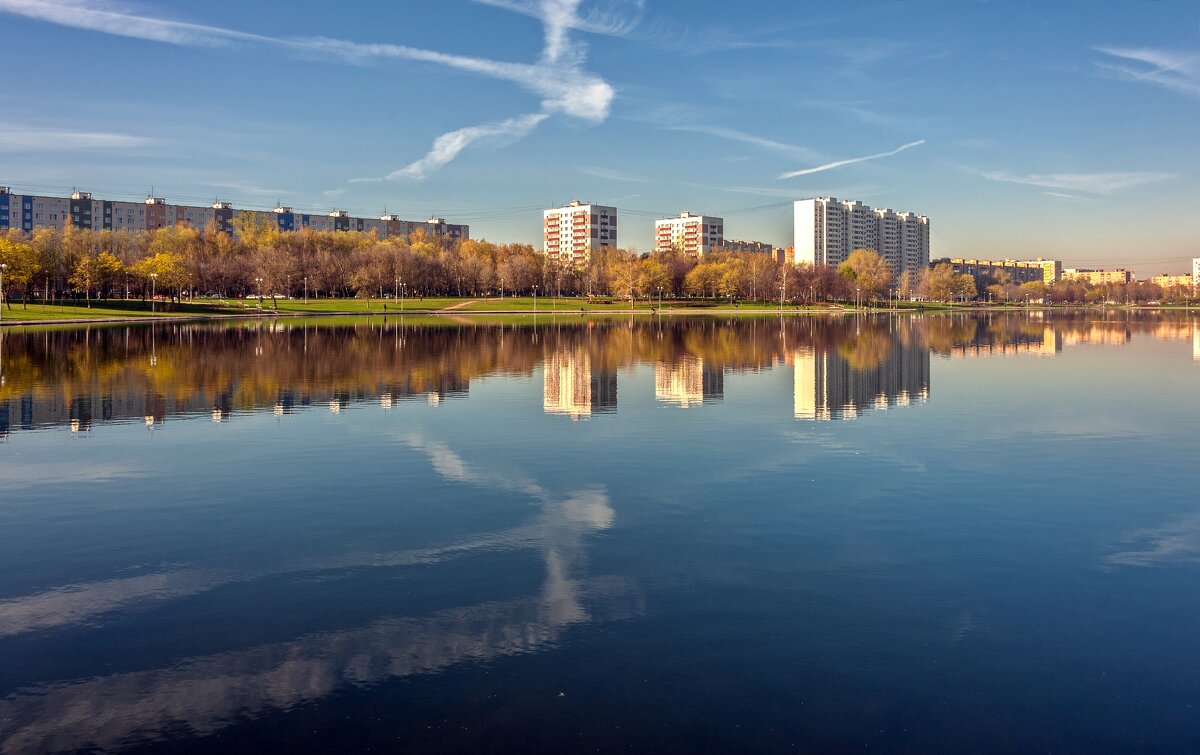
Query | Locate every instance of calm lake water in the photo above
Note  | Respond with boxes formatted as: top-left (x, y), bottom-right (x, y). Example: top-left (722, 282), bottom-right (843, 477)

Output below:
top-left (1, 313), bottom-right (1198, 753)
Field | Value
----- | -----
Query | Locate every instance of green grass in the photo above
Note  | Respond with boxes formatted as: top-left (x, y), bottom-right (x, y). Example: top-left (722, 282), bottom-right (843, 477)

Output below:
top-left (0, 295), bottom-right (1058, 326)
top-left (0, 300), bottom-right (244, 321)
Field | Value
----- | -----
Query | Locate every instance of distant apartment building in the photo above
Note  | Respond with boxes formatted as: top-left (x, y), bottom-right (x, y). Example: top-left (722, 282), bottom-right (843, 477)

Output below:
top-left (1019, 258), bottom-right (1063, 284)
top-left (720, 239), bottom-right (775, 255)
top-left (0, 187), bottom-right (468, 241)
top-left (794, 197), bottom-right (929, 277)
top-left (1194, 258), bottom-right (1200, 286)
top-left (543, 200), bottom-right (617, 267)
top-left (1151, 274), bottom-right (1195, 289)
top-left (1062, 268), bottom-right (1133, 285)
top-left (654, 212), bottom-right (723, 257)
top-left (933, 258), bottom-right (1046, 286)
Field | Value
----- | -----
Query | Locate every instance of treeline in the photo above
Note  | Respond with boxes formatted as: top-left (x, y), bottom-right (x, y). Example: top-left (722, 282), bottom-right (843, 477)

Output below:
top-left (0, 222), bottom-right (1191, 307)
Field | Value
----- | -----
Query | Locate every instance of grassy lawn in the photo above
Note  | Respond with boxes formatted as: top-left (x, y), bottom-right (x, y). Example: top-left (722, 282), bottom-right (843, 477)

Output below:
top-left (0, 296), bottom-right (991, 324)
top-left (0, 300), bottom-right (242, 321)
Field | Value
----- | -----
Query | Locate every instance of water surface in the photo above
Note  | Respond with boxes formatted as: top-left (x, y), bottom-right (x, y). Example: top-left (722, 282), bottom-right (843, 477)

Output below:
top-left (1, 313), bottom-right (1198, 752)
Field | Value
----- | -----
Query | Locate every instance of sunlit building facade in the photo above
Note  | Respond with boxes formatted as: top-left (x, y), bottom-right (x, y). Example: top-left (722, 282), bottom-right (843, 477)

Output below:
top-left (654, 212), bottom-right (723, 257)
top-left (934, 258), bottom-right (1046, 286)
top-left (1062, 268), bottom-right (1132, 285)
top-left (543, 200), bottom-right (617, 267)
top-left (794, 197), bottom-right (930, 277)
top-left (0, 187), bottom-right (468, 241)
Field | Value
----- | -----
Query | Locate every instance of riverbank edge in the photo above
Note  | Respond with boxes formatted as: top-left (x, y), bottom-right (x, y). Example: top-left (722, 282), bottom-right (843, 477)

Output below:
top-left (2, 303), bottom-right (1195, 328)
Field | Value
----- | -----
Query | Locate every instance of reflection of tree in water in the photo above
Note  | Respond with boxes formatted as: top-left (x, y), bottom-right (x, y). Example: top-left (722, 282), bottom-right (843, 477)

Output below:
top-left (837, 328), bottom-right (894, 372)
top-left (1, 313), bottom-right (1190, 434)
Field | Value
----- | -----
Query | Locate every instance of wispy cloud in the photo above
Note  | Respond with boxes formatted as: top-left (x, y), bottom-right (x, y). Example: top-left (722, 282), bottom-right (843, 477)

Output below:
top-left (778, 140), bottom-right (925, 179)
top-left (1094, 47), bottom-right (1200, 99)
top-left (981, 170), bottom-right (1174, 195)
top-left (0, 0), bottom-right (270, 46)
top-left (581, 166), bottom-right (651, 183)
top-left (1043, 191), bottom-right (1095, 201)
top-left (667, 125), bottom-right (817, 161)
top-left (0, 123), bottom-right (152, 151)
top-left (354, 114), bottom-right (549, 182)
top-left (202, 181), bottom-right (296, 197)
top-left (0, 0), bottom-right (623, 179)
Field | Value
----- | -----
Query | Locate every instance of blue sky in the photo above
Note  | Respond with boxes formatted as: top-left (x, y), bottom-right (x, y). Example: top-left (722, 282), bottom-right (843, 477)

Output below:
top-left (1, 0), bottom-right (1197, 274)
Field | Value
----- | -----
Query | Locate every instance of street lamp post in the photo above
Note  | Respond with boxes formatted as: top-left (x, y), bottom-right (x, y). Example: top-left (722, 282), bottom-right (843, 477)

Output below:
top-left (255, 277), bottom-right (263, 307)
top-left (0, 263), bottom-right (6, 322)
top-left (394, 276), bottom-right (399, 304)
top-left (856, 287), bottom-right (861, 311)
top-left (779, 285), bottom-right (785, 313)
top-left (150, 273), bottom-right (158, 313)
top-left (400, 280), bottom-right (405, 315)
top-left (533, 284), bottom-right (538, 316)
top-left (303, 276), bottom-right (308, 304)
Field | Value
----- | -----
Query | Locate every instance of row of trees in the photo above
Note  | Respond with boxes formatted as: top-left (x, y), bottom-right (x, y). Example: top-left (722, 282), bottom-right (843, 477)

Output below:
top-left (0, 221), bottom-right (1192, 308)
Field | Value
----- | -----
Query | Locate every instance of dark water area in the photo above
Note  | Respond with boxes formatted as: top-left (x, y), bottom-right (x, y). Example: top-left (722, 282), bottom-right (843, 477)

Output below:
top-left (0, 312), bottom-right (1198, 753)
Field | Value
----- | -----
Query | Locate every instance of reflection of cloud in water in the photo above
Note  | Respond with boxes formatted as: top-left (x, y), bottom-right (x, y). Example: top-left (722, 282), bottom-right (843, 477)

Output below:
top-left (0, 577), bottom-right (639, 754)
top-left (0, 437), bottom-right (632, 752)
top-left (0, 462), bottom-right (144, 491)
top-left (0, 439), bottom-right (615, 638)
top-left (1108, 514), bottom-right (1200, 567)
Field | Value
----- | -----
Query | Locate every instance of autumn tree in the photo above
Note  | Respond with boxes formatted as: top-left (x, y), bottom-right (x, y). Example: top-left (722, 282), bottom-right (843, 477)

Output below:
top-left (837, 249), bottom-right (893, 299)
top-left (0, 235), bottom-right (39, 308)
top-left (926, 263), bottom-right (958, 302)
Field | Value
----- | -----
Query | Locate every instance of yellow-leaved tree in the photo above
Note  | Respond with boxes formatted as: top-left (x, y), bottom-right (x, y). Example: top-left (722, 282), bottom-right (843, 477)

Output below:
top-left (837, 249), bottom-right (893, 300)
top-left (0, 234), bottom-right (40, 309)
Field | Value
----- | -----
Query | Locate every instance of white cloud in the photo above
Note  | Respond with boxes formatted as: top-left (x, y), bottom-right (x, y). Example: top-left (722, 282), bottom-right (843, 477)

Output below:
top-left (1094, 46), bottom-right (1200, 99)
top-left (778, 140), bottom-right (925, 179)
top-left (202, 181), bottom-right (296, 197)
top-left (0, 123), bottom-right (151, 151)
top-left (353, 113), bottom-right (548, 182)
top-left (981, 170), bottom-right (1174, 195)
top-left (666, 125), bottom-right (817, 161)
top-left (0, 0), bottom-right (270, 46)
top-left (581, 166), bottom-right (650, 183)
top-left (0, 0), bottom-right (623, 178)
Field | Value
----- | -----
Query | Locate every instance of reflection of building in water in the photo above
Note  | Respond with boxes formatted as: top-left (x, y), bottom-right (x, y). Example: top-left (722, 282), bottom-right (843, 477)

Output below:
top-left (1060, 325), bottom-right (1131, 346)
top-left (947, 326), bottom-right (1063, 358)
top-left (1151, 322), bottom-right (1194, 342)
top-left (543, 346), bottom-right (617, 420)
top-left (654, 357), bottom-right (723, 408)
top-left (793, 336), bottom-right (929, 421)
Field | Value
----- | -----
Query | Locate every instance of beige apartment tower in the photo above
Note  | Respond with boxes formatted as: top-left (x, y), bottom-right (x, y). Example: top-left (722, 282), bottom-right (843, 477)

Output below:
top-left (543, 200), bottom-right (617, 267)
top-left (794, 197), bottom-right (929, 277)
top-left (654, 212), bottom-right (724, 257)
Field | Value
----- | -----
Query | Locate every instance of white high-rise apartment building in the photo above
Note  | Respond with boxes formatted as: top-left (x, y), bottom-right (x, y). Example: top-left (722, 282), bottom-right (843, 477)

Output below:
top-left (794, 198), bottom-right (929, 276)
top-left (543, 200), bottom-right (617, 267)
top-left (1193, 257), bottom-right (1200, 287)
top-left (654, 212), bottom-right (724, 257)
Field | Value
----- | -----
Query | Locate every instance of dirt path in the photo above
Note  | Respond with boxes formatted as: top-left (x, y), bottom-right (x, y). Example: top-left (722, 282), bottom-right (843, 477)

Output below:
top-left (436, 298), bottom-right (503, 312)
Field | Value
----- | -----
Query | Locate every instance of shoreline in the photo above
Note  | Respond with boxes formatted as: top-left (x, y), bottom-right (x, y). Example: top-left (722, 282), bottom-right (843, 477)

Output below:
top-left (1, 303), bottom-right (1193, 328)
